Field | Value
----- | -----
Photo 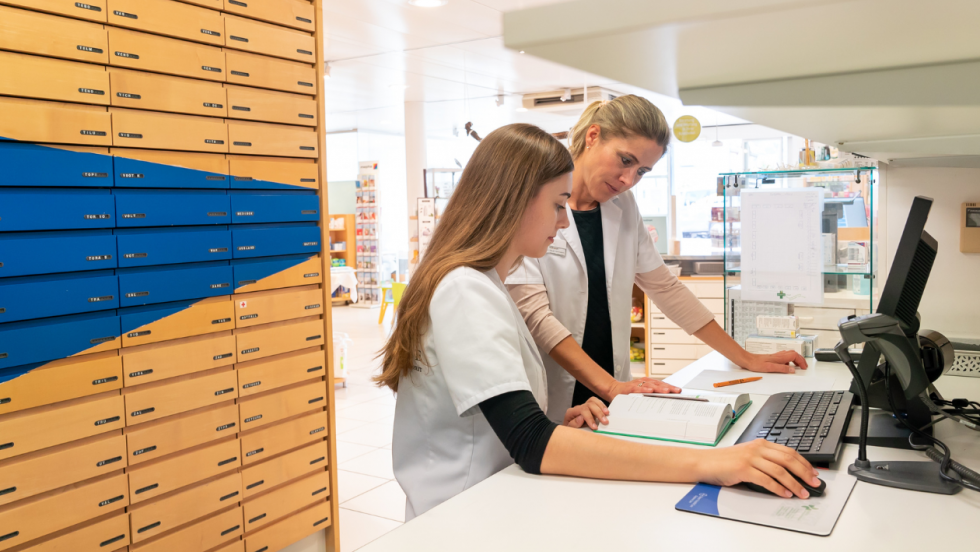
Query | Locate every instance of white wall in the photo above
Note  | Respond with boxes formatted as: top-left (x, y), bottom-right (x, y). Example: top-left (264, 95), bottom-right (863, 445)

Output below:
top-left (883, 165), bottom-right (980, 339)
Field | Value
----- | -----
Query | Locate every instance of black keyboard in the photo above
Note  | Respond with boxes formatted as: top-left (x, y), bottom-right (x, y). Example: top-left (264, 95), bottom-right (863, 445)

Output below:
top-left (735, 390), bottom-right (855, 464)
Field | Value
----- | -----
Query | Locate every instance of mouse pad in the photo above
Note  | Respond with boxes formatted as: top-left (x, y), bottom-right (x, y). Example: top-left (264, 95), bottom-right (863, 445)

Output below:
top-left (675, 470), bottom-right (857, 536)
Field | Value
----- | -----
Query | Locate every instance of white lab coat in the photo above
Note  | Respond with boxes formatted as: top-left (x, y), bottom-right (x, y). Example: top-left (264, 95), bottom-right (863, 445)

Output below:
top-left (506, 191), bottom-right (663, 421)
top-left (392, 267), bottom-right (548, 521)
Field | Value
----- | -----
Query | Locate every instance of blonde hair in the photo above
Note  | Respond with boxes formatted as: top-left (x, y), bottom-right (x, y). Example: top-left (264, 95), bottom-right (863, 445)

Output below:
top-left (568, 95), bottom-right (671, 159)
top-left (375, 124), bottom-right (574, 392)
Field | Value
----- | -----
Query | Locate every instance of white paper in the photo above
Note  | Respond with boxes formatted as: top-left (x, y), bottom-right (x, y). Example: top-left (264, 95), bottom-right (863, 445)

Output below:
top-left (741, 188), bottom-right (823, 304)
top-left (684, 369), bottom-right (836, 395)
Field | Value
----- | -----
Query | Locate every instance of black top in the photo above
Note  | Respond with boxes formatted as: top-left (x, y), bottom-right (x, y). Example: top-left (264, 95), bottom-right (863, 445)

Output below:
top-left (570, 206), bottom-right (615, 407)
top-left (479, 391), bottom-right (557, 474)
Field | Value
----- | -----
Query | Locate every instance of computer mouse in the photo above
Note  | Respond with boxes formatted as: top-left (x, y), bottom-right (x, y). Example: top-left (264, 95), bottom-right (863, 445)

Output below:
top-left (743, 473), bottom-right (826, 498)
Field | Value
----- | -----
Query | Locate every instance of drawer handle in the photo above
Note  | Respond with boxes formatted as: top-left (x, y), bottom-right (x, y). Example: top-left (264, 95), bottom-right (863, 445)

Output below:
top-left (0, 443), bottom-right (9, 452)
top-left (299, 113), bottom-right (315, 119)
top-left (98, 495), bottom-right (124, 507)
top-left (312, 487), bottom-right (327, 496)
top-left (306, 335), bottom-right (322, 341)
top-left (218, 456), bottom-right (238, 466)
top-left (214, 387), bottom-right (234, 396)
top-left (78, 87), bottom-right (105, 96)
top-left (214, 353), bottom-right (233, 361)
top-left (133, 446), bottom-right (157, 456)
top-left (118, 173), bottom-right (144, 179)
top-left (129, 369), bottom-right (153, 378)
top-left (221, 525), bottom-right (240, 536)
top-left (308, 396), bottom-right (324, 404)
top-left (246, 448), bottom-right (264, 457)
top-left (310, 426), bottom-right (324, 435)
top-left (212, 318), bottom-right (232, 325)
top-left (216, 422), bottom-right (236, 432)
top-left (241, 347), bottom-right (259, 355)
top-left (246, 480), bottom-right (264, 490)
top-left (203, 102), bottom-right (223, 109)
top-left (231, 70), bottom-right (250, 77)
top-left (100, 534), bottom-right (125, 547)
top-left (220, 491), bottom-right (239, 501)
top-left (95, 416), bottom-right (120, 426)
top-left (296, 16), bottom-right (311, 23)
top-left (113, 9), bottom-right (137, 18)
top-left (116, 92), bottom-right (140, 99)
top-left (230, 35), bottom-right (249, 42)
top-left (114, 51), bottom-right (139, 59)
top-left (0, 487), bottom-right (15, 497)
top-left (242, 381), bottom-right (261, 389)
top-left (87, 295), bottom-right (114, 303)
top-left (304, 272), bottom-right (319, 277)
top-left (298, 81), bottom-right (313, 87)
top-left (81, 130), bottom-right (107, 137)
top-left (75, 3), bottom-right (102, 12)
top-left (301, 210), bottom-right (318, 215)
top-left (202, 66), bottom-right (222, 73)
top-left (248, 513), bottom-right (266, 523)
top-left (130, 407), bottom-right (155, 418)
top-left (300, 146), bottom-right (315, 151)
top-left (653, 332), bottom-right (665, 335)
top-left (206, 175), bottom-right (226, 181)
top-left (233, 141), bottom-right (252, 147)
top-left (0, 398), bottom-right (10, 405)
top-left (244, 415), bottom-right (262, 423)
top-left (205, 139), bottom-right (225, 145)
top-left (233, 176), bottom-right (253, 182)
top-left (307, 366), bottom-right (323, 373)
top-left (653, 348), bottom-right (665, 351)
top-left (256, 548), bottom-right (269, 552)
top-left (77, 45), bottom-right (103, 54)
top-left (314, 517), bottom-right (329, 527)
top-left (297, 49), bottom-right (313, 55)
top-left (92, 376), bottom-right (118, 385)
top-left (300, 178), bottom-right (316, 182)
top-left (210, 283), bottom-right (230, 289)
top-left (232, 106), bottom-right (251, 112)
top-left (82, 172), bottom-right (108, 178)
top-left (137, 522), bottom-right (161, 534)
top-left (118, 132), bottom-right (142, 139)
top-left (0, 532), bottom-right (18, 543)
top-left (310, 456), bottom-right (325, 465)
top-left (135, 483), bottom-right (158, 495)
top-left (201, 29), bottom-right (221, 37)
top-left (127, 330), bottom-right (150, 338)
top-left (229, 0), bottom-right (247, 5)
top-left (97, 456), bottom-right (122, 468)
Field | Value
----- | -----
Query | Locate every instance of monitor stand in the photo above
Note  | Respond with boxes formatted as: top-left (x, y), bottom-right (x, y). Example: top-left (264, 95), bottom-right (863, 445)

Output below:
top-left (846, 360), bottom-right (935, 449)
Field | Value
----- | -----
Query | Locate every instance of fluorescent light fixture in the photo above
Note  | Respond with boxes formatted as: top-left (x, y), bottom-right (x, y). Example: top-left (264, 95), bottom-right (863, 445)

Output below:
top-left (519, 50), bottom-right (525, 54)
top-left (408, 0), bottom-right (447, 7)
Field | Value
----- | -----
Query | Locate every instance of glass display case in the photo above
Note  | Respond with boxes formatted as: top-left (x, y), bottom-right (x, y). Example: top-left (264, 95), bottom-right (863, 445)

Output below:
top-left (721, 167), bottom-right (879, 351)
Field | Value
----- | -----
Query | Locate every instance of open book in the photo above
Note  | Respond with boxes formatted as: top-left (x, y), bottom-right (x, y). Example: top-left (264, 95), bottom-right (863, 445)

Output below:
top-left (595, 393), bottom-right (751, 446)
top-left (637, 390), bottom-right (752, 419)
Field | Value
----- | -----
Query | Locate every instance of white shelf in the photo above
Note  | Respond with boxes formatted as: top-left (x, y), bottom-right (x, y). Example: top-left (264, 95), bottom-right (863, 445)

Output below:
top-left (631, 322), bottom-right (644, 328)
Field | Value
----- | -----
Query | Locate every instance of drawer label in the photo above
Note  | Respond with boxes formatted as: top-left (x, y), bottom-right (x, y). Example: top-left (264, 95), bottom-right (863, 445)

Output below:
top-left (81, 130), bottom-right (107, 136)
top-left (297, 49), bottom-right (313, 55)
top-left (119, 173), bottom-right (144, 179)
top-left (208, 212), bottom-right (228, 217)
top-left (100, 535), bottom-right (126, 547)
top-left (244, 415), bottom-right (262, 423)
top-left (305, 304), bottom-right (321, 310)
top-left (231, 71), bottom-right (250, 77)
top-left (240, 314), bottom-right (258, 320)
top-left (304, 273), bottom-right (320, 278)
top-left (236, 211), bottom-right (254, 216)
top-left (90, 336), bottom-right (116, 344)
top-left (122, 213), bottom-right (146, 218)
top-left (118, 133), bottom-right (142, 139)
top-left (125, 291), bottom-right (150, 298)
top-left (300, 146), bottom-right (316, 151)
top-left (84, 214), bottom-right (111, 219)
top-left (214, 387), bottom-right (234, 396)
top-left (233, 141), bottom-right (252, 147)
top-left (95, 416), bottom-right (120, 426)
top-left (128, 330), bottom-right (151, 338)
top-left (130, 407), bottom-right (155, 417)
top-left (242, 381), bottom-right (260, 389)
top-left (114, 51), bottom-right (139, 59)
top-left (218, 456), bottom-right (238, 466)
top-left (232, 106), bottom-right (251, 112)
top-left (212, 318), bottom-right (231, 325)
top-left (83, 172), bottom-right (109, 178)
top-left (97, 456), bottom-right (122, 467)
top-left (297, 17), bottom-right (312, 23)
top-left (245, 448), bottom-right (263, 457)
top-left (201, 29), bottom-right (221, 37)
top-left (213, 353), bottom-right (233, 360)
top-left (88, 295), bottom-right (115, 303)
top-left (241, 347), bottom-right (259, 355)
top-left (238, 245), bottom-right (255, 251)
top-left (205, 139), bottom-right (225, 144)
top-left (303, 242), bottom-right (318, 247)
top-left (133, 446), bottom-right (157, 456)
top-left (202, 66), bottom-right (222, 73)
top-left (87, 255), bottom-right (112, 262)
top-left (237, 279), bottom-right (257, 286)
top-left (301, 210), bottom-right (318, 214)
top-left (79, 88), bottom-right (105, 95)
top-left (113, 10), bottom-right (137, 18)
top-left (216, 422), bottom-right (236, 432)
top-left (209, 248), bottom-right (228, 253)
top-left (134, 483), bottom-right (158, 495)
top-left (137, 522), bottom-right (161, 534)
top-left (310, 456), bottom-right (325, 465)
top-left (92, 376), bottom-right (118, 385)
top-left (206, 175), bottom-right (226, 181)
top-left (298, 81), bottom-right (313, 87)
top-left (77, 45), bottom-right (103, 53)
top-left (129, 369), bottom-right (153, 378)
top-left (310, 426), bottom-right (324, 435)
top-left (306, 335), bottom-right (322, 341)
top-left (210, 283), bottom-right (230, 289)
top-left (76, 2), bottom-right (101, 11)
top-left (204, 102), bottom-right (223, 109)
top-left (99, 495), bottom-right (124, 507)
top-left (307, 366), bottom-right (323, 373)
top-left (220, 491), bottom-right (239, 501)
top-left (230, 35), bottom-right (249, 42)
top-left (124, 253), bottom-right (148, 259)
top-left (117, 92), bottom-right (141, 99)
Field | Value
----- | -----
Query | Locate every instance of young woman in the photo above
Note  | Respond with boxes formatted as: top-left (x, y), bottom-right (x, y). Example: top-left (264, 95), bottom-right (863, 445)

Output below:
top-left (507, 95), bottom-right (807, 420)
top-left (377, 123), bottom-right (819, 521)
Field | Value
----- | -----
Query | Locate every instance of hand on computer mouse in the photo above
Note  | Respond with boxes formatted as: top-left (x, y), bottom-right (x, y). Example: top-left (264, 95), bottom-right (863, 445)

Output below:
top-left (698, 440), bottom-right (821, 499)
top-left (744, 472), bottom-right (826, 498)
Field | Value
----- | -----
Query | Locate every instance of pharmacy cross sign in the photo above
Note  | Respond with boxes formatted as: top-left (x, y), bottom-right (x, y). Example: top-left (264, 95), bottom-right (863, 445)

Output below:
top-left (777, 291), bottom-right (787, 299)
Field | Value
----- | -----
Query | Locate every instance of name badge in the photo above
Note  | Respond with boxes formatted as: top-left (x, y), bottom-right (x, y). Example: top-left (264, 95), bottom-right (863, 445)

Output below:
top-left (547, 239), bottom-right (567, 257)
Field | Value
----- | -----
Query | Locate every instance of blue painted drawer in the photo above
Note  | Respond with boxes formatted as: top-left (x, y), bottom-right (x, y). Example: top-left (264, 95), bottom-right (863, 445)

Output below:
top-left (0, 142), bottom-right (113, 188)
top-left (0, 311), bottom-right (120, 370)
top-left (0, 271), bottom-right (118, 324)
top-left (114, 189), bottom-right (230, 227)
top-left (230, 191), bottom-right (319, 224)
top-left (232, 254), bottom-right (320, 292)
top-left (0, 230), bottom-right (117, 278)
top-left (115, 226), bottom-right (232, 268)
top-left (113, 153), bottom-right (229, 189)
top-left (117, 262), bottom-right (233, 307)
top-left (0, 188), bottom-right (115, 232)
top-left (231, 223), bottom-right (321, 259)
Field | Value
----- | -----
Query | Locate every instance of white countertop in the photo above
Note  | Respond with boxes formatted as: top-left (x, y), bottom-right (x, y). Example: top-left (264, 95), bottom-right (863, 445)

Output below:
top-left (361, 353), bottom-right (980, 551)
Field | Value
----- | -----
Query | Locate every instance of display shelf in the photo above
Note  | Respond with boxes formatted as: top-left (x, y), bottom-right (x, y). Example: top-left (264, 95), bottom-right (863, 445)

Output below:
top-left (354, 162), bottom-right (382, 308)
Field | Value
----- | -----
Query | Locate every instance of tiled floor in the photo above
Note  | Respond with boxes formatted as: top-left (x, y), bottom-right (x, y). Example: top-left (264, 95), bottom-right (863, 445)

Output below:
top-left (332, 304), bottom-right (405, 551)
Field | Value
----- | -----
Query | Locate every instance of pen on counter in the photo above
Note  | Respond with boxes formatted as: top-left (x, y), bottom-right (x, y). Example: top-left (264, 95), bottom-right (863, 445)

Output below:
top-left (713, 377), bottom-right (762, 388)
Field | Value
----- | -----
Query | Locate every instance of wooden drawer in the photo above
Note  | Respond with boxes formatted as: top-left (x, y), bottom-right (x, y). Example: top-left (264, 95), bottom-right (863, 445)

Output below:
top-left (243, 470), bottom-right (327, 532)
top-left (647, 343), bottom-right (698, 360)
top-left (222, 0), bottom-right (313, 32)
top-left (107, 0), bottom-right (223, 45)
top-left (647, 313), bottom-right (680, 329)
top-left (107, 27), bottom-right (225, 81)
top-left (122, 332), bottom-right (236, 387)
top-left (222, 14), bottom-right (315, 63)
top-left (108, 68), bottom-right (227, 117)
top-left (794, 306), bottom-right (855, 331)
top-left (225, 50), bottom-right (316, 95)
top-left (0, 97), bottom-right (110, 146)
top-left (238, 380), bottom-right (324, 431)
top-left (0, 351), bottom-right (121, 416)
top-left (123, 369), bottom-right (239, 426)
top-left (110, 148), bottom-right (229, 185)
top-left (237, 347), bottom-right (325, 398)
top-left (130, 472), bottom-right (242, 543)
top-left (20, 512), bottom-right (130, 552)
top-left (240, 440), bottom-right (326, 499)
top-left (0, 472), bottom-right (128, 551)
top-left (125, 402), bottom-right (238, 465)
top-left (225, 85), bottom-right (316, 127)
top-left (121, 296), bottom-right (234, 347)
top-left (0, 433), bottom-right (126, 508)
top-left (239, 410), bottom-right (326, 466)
top-left (0, 5), bottom-right (108, 63)
top-left (233, 255), bottom-right (322, 294)
top-left (212, 538), bottom-right (245, 552)
top-left (647, 359), bottom-right (692, 377)
top-left (127, 437), bottom-right (240, 504)
top-left (648, 329), bottom-right (699, 345)
top-left (227, 121), bottom-right (317, 158)
top-left (0, 0), bottom-right (108, 22)
top-left (178, 0), bottom-right (220, 9)
top-left (683, 280), bottom-right (725, 299)
top-left (244, 500), bottom-right (330, 552)
top-left (0, 51), bottom-right (109, 105)
top-left (130, 505), bottom-right (242, 552)
top-left (234, 285), bottom-right (322, 329)
top-left (0, 393), bottom-right (124, 462)
top-left (235, 316), bottom-right (324, 362)
top-left (227, 156), bottom-right (318, 192)
top-left (110, 108), bottom-right (228, 153)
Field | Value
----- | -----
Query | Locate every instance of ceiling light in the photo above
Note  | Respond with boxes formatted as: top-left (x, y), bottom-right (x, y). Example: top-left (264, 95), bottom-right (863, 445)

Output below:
top-left (324, 62), bottom-right (331, 78)
top-left (495, 94), bottom-right (505, 107)
top-left (516, 107), bottom-right (528, 113)
top-left (559, 88), bottom-right (571, 102)
top-left (712, 140), bottom-right (723, 147)
top-left (519, 50), bottom-right (525, 54)
top-left (408, 0), bottom-right (447, 7)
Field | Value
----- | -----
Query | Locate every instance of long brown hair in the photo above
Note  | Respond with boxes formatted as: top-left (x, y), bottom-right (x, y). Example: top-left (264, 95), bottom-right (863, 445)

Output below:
top-left (568, 95), bottom-right (671, 159)
top-left (375, 123), bottom-right (574, 391)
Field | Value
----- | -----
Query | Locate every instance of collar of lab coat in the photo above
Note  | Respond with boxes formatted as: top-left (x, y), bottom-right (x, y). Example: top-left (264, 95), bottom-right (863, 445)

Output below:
top-left (559, 195), bottom-right (624, 294)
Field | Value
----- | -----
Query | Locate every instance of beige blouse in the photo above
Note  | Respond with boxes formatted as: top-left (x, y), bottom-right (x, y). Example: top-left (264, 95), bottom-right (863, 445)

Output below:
top-left (507, 264), bottom-right (715, 354)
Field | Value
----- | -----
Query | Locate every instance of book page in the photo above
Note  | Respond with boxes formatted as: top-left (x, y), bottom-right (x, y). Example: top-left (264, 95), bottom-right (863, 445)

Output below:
top-left (605, 395), bottom-right (729, 443)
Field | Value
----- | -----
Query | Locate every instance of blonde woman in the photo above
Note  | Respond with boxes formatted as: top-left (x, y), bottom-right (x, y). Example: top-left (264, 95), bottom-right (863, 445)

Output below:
top-left (377, 124), bottom-right (819, 521)
top-left (506, 95), bottom-right (807, 419)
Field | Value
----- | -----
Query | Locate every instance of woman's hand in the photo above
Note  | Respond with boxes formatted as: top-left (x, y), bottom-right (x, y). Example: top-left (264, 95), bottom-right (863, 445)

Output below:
top-left (741, 351), bottom-right (808, 374)
top-left (563, 397), bottom-right (609, 430)
top-left (606, 378), bottom-right (680, 401)
top-left (696, 439), bottom-right (821, 498)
